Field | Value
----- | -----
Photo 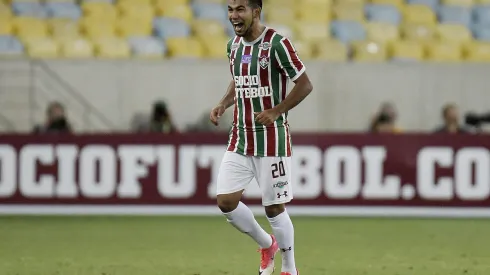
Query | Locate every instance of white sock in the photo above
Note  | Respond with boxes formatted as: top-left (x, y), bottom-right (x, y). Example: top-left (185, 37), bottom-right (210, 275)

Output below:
top-left (223, 201), bottom-right (273, 248)
top-left (268, 210), bottom-right (296, 274)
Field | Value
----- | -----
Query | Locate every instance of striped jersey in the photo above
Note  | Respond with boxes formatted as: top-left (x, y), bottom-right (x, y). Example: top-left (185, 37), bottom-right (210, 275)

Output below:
top-left (226, 27), bottom-right (305, 157)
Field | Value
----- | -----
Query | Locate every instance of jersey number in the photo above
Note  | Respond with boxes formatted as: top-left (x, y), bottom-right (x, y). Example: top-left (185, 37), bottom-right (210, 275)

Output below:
top-left (271, 161), bottom-right (286, 179)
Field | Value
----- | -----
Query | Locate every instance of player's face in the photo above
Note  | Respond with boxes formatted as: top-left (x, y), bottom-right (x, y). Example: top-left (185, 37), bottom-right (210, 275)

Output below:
top-left (228, 0), bottom-right (257, 37)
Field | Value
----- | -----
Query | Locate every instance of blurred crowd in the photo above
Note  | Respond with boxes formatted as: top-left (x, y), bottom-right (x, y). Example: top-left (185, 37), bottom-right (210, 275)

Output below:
top-left (34, 98), bottom-right (488, 135)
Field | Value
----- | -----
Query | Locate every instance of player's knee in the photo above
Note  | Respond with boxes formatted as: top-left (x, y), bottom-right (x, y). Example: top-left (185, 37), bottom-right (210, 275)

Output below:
top-left (217, 194), bottom-right (240, 213)
top-left (265, 204), bottom-right (285, 218)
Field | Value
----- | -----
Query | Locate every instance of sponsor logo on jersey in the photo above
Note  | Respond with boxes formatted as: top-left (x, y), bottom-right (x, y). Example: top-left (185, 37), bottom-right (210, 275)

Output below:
top-left (230, 58), bottom-right (235, 66)
top-left (234, 75), bottom-right (272, 99)
top-left (241, 55), bottom-right (252, 64)
top-left (259, 42), bottom-right (271, 50)
top-left (273, 181), bottom-right (288, 189)
top-left (259, 56), bottom-right (269, 69)
top-left (231, 43), bottom-right (240, 51)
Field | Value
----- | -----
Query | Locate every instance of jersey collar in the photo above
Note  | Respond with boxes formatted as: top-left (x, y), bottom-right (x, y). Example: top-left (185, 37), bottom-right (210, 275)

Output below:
top-left (241, 27), bottom-right (269, 46)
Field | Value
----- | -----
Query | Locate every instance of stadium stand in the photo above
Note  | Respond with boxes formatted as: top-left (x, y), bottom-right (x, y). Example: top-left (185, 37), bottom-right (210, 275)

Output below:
top-left (0, 0), bottom-right (490, 61)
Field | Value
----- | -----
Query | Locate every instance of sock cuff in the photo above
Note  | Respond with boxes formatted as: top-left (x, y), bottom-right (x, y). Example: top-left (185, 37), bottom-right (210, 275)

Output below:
top-left (223, 201), bottom-right (245, 218)
top-left (267, 210), bottom-right (289, 224)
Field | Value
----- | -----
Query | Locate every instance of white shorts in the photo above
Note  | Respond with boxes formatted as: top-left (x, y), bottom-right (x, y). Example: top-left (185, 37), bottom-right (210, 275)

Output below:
top-left (216, 151), bottom-right (293, 206)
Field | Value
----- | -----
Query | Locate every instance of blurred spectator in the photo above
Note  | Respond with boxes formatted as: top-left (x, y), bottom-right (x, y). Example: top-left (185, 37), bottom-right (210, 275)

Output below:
top-left (33, 101), bottom-right (72, 134)
top-left (371, 113), bottom-right (395, 133)
top-left (148, 100), bottom-right (177, 133)
top-left (434, 103), bottom-right (471, 133)
top-left (369, 102), bottom-right (402, 133)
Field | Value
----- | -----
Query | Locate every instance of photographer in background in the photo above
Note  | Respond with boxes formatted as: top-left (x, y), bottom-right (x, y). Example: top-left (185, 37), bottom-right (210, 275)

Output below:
top-left (434, 103), bottom-right (471, 134)
top-left (33, 101), bottom-right (72, 134)
top-left (369, 102), bottom-right (402, 133)
top-left (149, 100), bottom-right (177, 133)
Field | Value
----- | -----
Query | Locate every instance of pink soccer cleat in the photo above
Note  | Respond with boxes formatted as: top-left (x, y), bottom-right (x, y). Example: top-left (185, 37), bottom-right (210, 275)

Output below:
top-left (258, 235), bottom-right (279, 275)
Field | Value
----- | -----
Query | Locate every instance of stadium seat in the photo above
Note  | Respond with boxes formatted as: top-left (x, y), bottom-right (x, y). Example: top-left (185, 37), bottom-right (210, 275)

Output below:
top-left (436, 24), bottom-right (472, 44)
top-left (403, 4), bottom-right (437, 25)
top-left (464, 41), bottom-right (490, 61)
top-left (45, 2), bottom-right (81, 19)
top-left (295, 21), bottom-right (331, 43)
top-left (94, 37), bottom-right (130, 58)
top-left (473, 24), bottom-right (490, 41)
top-left (49, 18), bottom-right (80, 40)
top-left (0, 18), bottom-right (12, 35)
top-left (0, 35), bottom-right (24, 56)
top-left (118, 0), bottom-right (151, 5)
top-left (192, 19), bottom-right (226, 39)
top-left (81, 2), bottom-right (117, 22)
top-left (331, 20), bottom-right (366, 44)
top-left (333, 4), bottom-right (365, 21)
top-left (116, 18), bottom-right (152, 37)
top-left (153, 17), bottom-right (190, 39)
top-left (366, 22), bottom-right (400, 44)
top-left (153, 0), bottom-right (189, 9)
top-left (46, 0), bottom-right (77, 3)
top-left (11, 2), bottom-right (48, 18)
top-left (365, 4), bottom-right (402, 25)
top-left (316, 39), bottom-right (348, 61)
top-left (265, 7), bottom-right (296, 26)
top-left (192, 3), bottom-right (226, 22)
top-left (297, 5), bottom-right (331, 23)
top-left (117, 2), bottom-right (154, 23)
top-left (80, 18), bottom-right (116, 40)
top-left (352, 41), bottom-right (388, 62)
top-left (441, 0), bottom-right (475, 7)
top-left (371, 0), bottom-right (404, 8)
top-left (336, 0), bottom-right (365, 5)
top-left (401, 23), bottom-right (436, 42)
top-left (128, 36), bottom-right (166, 58)
top-left (438, 5), bottom-right (472, 27)
top-left (407, 0), bottom-right (439, 9)
top-left (200, 35), bottom-right (229, 59)
top-left (166, 37), bottom-right (204, 58)
top-left (156, 3), bottom-right (193, 23)
top-left (391, 40), bottom-right (425, 61)
top-left (25, 37), bottom-right (59, 58)
top-left (426, 42), bottom-right (463, 61)
top-left (0, 5), bottom-right (13, 18)
top-left (13, 17), bottom-right (49, 42)
top-left (473, 5), bottom-right (490, 25)
top-left (59, 38), bottom-right (93, 58)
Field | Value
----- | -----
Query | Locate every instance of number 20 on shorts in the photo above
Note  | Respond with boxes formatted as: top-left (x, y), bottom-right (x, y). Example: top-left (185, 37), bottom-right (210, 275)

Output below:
top-left (271, 160), bottom-right (286, 179)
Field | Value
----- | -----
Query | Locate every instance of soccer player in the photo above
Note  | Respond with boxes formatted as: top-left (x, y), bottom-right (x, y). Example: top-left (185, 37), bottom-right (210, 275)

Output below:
top-left (209, 0), bottom-right (313, 274)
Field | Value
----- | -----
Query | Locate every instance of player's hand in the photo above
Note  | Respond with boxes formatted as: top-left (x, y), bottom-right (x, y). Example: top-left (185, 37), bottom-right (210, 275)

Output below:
top-left (210, 104), bottom-right (226, 126)
top-left (254, 108), bottom-right (281, 126)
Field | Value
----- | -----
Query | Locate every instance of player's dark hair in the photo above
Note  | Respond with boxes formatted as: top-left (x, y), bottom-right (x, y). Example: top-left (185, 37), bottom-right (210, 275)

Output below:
top-left (248, 0), bottom-right (262, 9)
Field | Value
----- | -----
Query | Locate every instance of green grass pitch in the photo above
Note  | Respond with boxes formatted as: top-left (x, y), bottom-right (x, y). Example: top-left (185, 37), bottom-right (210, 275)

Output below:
top-left (0, 215), bottom-right (489, 275)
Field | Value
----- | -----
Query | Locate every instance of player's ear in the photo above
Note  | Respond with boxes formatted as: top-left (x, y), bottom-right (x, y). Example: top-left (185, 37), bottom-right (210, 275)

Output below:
top-left (254, 7), bottom-right (261, 18)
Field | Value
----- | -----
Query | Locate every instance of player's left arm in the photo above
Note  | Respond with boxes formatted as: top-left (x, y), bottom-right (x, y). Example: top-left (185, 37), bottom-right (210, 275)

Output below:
top-left (255, 37), bottom-right (313, 126)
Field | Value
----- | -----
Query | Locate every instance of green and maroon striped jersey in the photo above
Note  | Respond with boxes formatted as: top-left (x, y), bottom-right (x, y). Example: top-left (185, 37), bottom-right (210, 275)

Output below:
top-left (225, 27), bottom-right (306, 157)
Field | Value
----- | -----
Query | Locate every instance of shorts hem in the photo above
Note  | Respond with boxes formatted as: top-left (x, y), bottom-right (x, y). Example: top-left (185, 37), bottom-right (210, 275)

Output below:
top-left (262, 198), bottom-right (293, 207)
top-left (216, 186), bottom-right (248, 196)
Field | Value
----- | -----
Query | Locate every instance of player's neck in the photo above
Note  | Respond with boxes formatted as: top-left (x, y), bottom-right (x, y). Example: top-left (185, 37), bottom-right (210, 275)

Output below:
top-left (243, 24), bottom-right (266, 43)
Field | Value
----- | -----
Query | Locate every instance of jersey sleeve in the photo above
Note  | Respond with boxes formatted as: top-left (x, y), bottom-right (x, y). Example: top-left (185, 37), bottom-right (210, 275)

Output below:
top-left (273, 37), bottom-right (306, 82)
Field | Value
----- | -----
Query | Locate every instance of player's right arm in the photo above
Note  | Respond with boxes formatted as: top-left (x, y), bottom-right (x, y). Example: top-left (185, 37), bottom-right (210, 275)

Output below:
top-left (210, 80), bottom-right (235, 126)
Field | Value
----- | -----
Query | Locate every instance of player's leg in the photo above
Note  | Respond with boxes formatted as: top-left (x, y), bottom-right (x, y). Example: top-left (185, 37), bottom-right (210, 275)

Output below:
top-left (256, 156), bottom-right (298, 275)
top-left (216, 151), bottom-right (273, 249)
